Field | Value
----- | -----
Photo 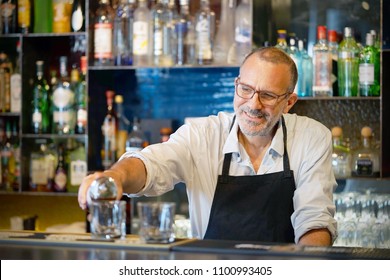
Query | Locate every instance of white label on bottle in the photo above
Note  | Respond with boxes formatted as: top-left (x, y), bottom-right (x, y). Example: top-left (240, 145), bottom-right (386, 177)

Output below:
top-left (53, 111), bottom-right (71, 123)
top-left (10, 73), bottom-right (21, 113)
top-left (235, 27), bottom-right (251, 43)
top-left (77, 108), bottom-right (88, 124)
top-left (153, 29), bottom-right (163, 56)
top-left (196, 19), bottom-right (212, 60)
top-left (54, 172), bottom-right (67, 190)
top-left (359, 63), bottom-right (374, 84)
top-left (70, 160), bottom-right (87, 186)
top-left (71, 7), bottom-right (83, 31)
top-left (339, 51), bottom-right (357, 59)
top-left (133, 21), bottom-right (149, 55)
top-left (31, 159), bottom-right (48, 185)
top-left (53, 87), bottom-right (73, 108)
top-left (32, 111), bottom-right (42, 123)
top-left (94, 23), bottom-right (113, 59)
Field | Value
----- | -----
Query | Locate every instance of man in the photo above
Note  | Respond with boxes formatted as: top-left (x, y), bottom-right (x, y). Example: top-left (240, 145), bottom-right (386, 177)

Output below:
top-left (78, 47), bottom-right (337, 246)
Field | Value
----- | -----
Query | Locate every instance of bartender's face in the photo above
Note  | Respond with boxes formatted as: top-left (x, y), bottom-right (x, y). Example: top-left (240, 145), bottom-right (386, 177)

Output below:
top-left (234, 56), bottom-right (297, 137)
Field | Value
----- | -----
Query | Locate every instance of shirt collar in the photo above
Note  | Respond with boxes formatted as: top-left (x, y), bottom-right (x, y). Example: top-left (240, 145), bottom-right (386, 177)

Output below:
top-left (223, 116), bottom-right (285, 158)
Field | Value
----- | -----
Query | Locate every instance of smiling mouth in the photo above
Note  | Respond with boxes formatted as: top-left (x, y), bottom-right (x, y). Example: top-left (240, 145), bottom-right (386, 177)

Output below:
top-left (244, 111), bottom-right (264, 120)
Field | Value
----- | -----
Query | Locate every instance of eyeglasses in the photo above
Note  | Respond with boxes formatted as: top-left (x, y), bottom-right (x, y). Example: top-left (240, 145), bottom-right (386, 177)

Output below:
top-left (235, 77), bottom-right (291, 106)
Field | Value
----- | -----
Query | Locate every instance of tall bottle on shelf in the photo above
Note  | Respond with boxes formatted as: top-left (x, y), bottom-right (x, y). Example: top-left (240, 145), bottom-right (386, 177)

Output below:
top-left (312, 25), bottom-right (332, 97)
top-left (101, 90), bottom-right (117, 170)
top-left (126, 117), bottom-right (147, 153)
top-left (31, 60), bottom-right (50, 134)
top-left (115, 94), bottom-right (130, 160)
top-left (53, 143), bottom-right (67, 192)
top-left (213, 0), bottom-right (235, 65)
top-left (338, 27), bottom-right (360, 97)
top-left (234, 0), bottom-right (252, 64)
top-left (52, 56), bottom-right (76, 135)
top-left (194, 0), bottom-right (215, 65)
top-left (328, 30), bottom-right (339, 96)
top-left (94, 0), bottom-right (115, 66)
top-left (0, 121), bottom-right (15, 191)
top-left (113, 0), bottom-right (135, 66)
top-left (287, 37), bottom-right (301, 95)
top-left (275, 29), bottom-right (288, 52)
top-left (34, 0), bottom-right (52, 33)
top-left (331, 126), bottom-right (351, 179)
top-left (10, 40), bottom-right (21, 113)
top-left (71, 0), bottom-right (85, 32)
top-left (351, 126), bottom-right (380, 178)
top-left (359, 33), bottom-right (380, 97)
top-left (67, 140), bottom-right (87, 193)
top-left (29, 141), bottom-right (51, 192)
top-left (1, 0), bottom-right (17, 34)
top-left (298, 39), bottom-right (312, 97)
top-left (132, 0), bottom-right (151, 66)
top-left (10, 119), bottom-right (19, 191)
top-left (75, 56), bottom-right (87, 134)
top-left (174, 0), bottom-right (195, 66)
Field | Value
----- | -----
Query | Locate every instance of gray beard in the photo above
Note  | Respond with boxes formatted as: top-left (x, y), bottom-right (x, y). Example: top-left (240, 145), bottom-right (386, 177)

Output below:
top-left (237, 108), bottom-right (281, 137)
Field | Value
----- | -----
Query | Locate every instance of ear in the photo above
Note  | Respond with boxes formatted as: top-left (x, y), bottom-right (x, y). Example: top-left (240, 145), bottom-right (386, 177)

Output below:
top-left (283, 93), bottom-right (298, 113)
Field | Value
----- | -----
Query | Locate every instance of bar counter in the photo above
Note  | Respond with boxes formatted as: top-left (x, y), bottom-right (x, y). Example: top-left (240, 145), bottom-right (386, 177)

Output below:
top-left (1, 231), bottom-right (389, 260)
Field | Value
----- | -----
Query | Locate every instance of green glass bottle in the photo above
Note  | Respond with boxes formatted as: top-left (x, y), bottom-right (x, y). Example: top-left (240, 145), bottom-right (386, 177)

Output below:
top-left (338, 27), bottom-right (360, 97)
top-left (33, 0), bottom-right (53, 33)
top-left (31, 60), bottom-right (50, 134)
top-left (359, 33), bottom-right (380, 97)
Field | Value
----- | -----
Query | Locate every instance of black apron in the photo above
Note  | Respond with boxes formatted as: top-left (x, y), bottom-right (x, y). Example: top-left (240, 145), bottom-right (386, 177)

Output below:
top-left (204, 116), bottom-right (295, 243)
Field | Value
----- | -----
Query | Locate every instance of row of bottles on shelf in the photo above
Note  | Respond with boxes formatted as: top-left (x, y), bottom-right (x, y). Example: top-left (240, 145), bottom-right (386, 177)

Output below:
top-left (0, 0), bottom-right (85, 34)
top-left (93, 0), bottom-right (252, 67)
top-left (100, 90), bottom-right (172, 170)
top-left (0, 42), bottom-right (21, 113)
top-left (29, 138), bottom-right (86, 193)
top-left (277, 26), bottom-right (381, 98)
top-left (331, 125), bottom-right (380, 179)
top-left (0, 117), bottom-right (20, 191)
top-left (31, 55), bottom-right (87, 135)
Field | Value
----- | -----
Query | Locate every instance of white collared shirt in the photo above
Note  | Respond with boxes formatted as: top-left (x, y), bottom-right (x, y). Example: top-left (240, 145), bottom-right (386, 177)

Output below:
top-left (122, 112), bottom-right (337, 243)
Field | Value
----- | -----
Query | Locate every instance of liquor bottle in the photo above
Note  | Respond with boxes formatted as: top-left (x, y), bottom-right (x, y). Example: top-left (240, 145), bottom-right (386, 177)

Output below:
top-left (194, 0), bottom-right (215, 65)
top-left (10, 119), bottom-right (20, 191)
top-left (359, 33), bottom-right (380, 97)
top-left (1, 0), bottom-right (17, 34)
top-left (10, 40), bottom-right (21, 113)
top-left (67, 140), bottom-right (87, 193)
top-left (125, 117), bottom-right (147, 153)
top-left (288, 37), bottom-right (301, 94)
top-left (71, 0), bottom-right (85, 32)
top-left (52, 0), bottom-right (72, 33)
top-left (17, 0), bottom-right (32, 34)
top-left (33, 0), bottom-right (52, 33)
top-left (312, 25), bottom-right (332, 97)
top-left (94, 0), bottom-right (115, 66)
top-left (234, 0), bottom-right (252, 64)
top-left (75, 56), bottom-right (87, 134)
top-left (174, 0), bottom-right (195, 66)
top-left (275, 29), bottom-right (288, 52)
top-left (331, 126), bottom-right (351, 179)
top-left (298, 39), bottom-right (312, 97)
top-left (53, 143), bottom-right (67, 192)
top-left (351, 126), bottom-right (380, 177)
top-left (0, 121), bottom-right (14, 191)
top-left (52, 56), bottom-right (76, 134)
top-left (113, 0), bottom-right (135, 66)
top-left (328, 30), bottom-right (339, 96)
top-left (31, 60), bottom-right (50, 134)
top-left (0, 52), bottom-right (11, 112)
top-left (101, 90), bottom-right (117, 170)
top-left (132, 0), bottom-right (150, 66)
top-left (338, 27), bottom-right (360, 97)
top-left (29, 142), bottom-right (50, 191)
top-left (213, 0), bottom-right (235, 65)
top-left (115, 94), bottom-right (130, 159)
top-left (151, 0), bottom-right (174, 66)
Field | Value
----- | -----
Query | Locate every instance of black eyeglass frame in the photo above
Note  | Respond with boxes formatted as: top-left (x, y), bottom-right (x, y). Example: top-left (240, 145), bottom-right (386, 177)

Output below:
top-left (234, 77), bottom-right (292, 106)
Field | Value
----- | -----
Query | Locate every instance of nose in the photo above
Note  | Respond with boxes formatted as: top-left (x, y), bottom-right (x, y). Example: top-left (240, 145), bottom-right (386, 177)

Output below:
top-left (248, 92), bottom-right (264, 108)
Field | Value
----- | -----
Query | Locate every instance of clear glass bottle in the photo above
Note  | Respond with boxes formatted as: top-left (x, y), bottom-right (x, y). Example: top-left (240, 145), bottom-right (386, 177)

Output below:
top-left (113, 0), bottom-right (135, 66)
top-left (125, 117), bottom-right (147, 153)
top-left (115, 94), bottom-right (130, 159)
top-left (31, 60), bottom-right (50, 134)
top-left (275, 29), bottom-right (288, 52)
top-left (75, 56), bottom-right (87, 134)
top-left (298, 39), bottom-right (312, 97)
top-left (234, 0), bottom-right (252, 64)
top-left (52, 56), bottom-right (76, 134)
top-left (174, 0), bottom-right (195, 65)
top-left (53, 143), bottom-right (67, 192)
top-left (67, 140), bottom-right (87, 193)
top-left (351, 126), bottom-right (380, 178)
top-left (312, 25), bottom-right (333, 97)
top-left (338, 27), bottom-right (360, 97)
top-left (1, 0), bottom-right (17, 34)
top-left (132, 0), bottom-right (151, 66)
top-left (213, 0), bottom-right (235, 65)
top-left (29, 141), bottom-right (51, 192)
top-left (288, 37), bottom-right (301, 94)
top-left (359, 33), bottom-right (380, 97)
top-left (194, 0), bottom-right (215, 65)
top-left (94, 0), bottom-right (115, 66)
top-left (331, 126), bottom-right (351, 179)
top-left (10, 40), bottom-right (21, 113)
top-left (101, 90), bottom-right (117, 170)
